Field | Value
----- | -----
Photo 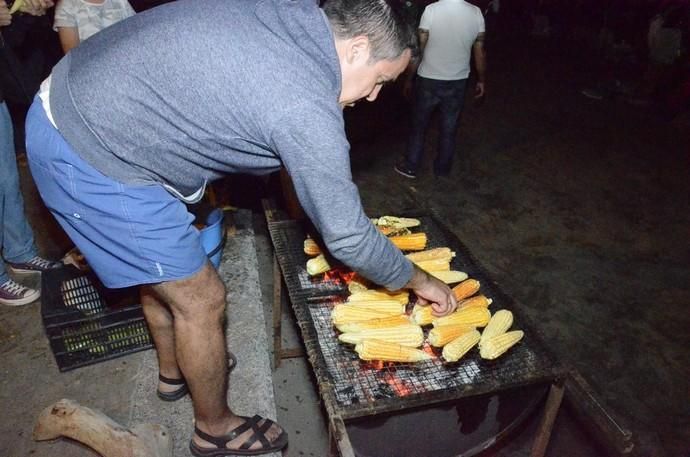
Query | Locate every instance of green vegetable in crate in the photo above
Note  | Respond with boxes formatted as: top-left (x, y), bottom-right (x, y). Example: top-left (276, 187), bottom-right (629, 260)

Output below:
top-left (62, 322), bottom-right (103, 354)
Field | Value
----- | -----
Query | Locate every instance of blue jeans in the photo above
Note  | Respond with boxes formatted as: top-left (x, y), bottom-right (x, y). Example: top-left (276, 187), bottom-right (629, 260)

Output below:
top-left (405, 76), bottom-right (467, 176)
top-left (0, 102), bottom-right (38, 284)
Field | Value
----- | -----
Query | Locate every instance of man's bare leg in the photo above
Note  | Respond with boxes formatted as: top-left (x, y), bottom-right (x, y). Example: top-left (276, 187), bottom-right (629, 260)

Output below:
top-left (152, 262), bottom-right (285, 452)
top-left (140, 285), bottom-right (183, 395)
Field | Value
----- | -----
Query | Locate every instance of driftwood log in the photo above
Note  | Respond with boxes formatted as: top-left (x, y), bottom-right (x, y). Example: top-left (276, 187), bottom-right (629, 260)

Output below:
top-left (33, 399), bottom-right (172, 457)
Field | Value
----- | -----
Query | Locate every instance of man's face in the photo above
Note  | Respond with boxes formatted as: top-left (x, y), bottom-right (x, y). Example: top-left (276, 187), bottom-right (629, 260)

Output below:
top-left (338, 37), bottom-right (411, 108)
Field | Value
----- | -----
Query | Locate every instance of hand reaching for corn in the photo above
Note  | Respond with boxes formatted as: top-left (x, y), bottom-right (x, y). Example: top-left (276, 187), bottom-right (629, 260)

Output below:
top-left (406, 265), bottom-right (457, 317)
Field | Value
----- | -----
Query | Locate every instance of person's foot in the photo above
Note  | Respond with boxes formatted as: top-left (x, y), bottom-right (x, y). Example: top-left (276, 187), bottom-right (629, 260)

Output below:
top-left (191, 414), bottom-right (288, 456)
top-left (8, 256), bottom-right (63, 274)
top-left (394, 163), bottom-right (417, 179)
top-left (0, 279), bottom-right (40, 306)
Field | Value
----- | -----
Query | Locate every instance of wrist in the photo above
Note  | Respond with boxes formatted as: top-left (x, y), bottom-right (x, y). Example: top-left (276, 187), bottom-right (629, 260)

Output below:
top-left (405, 265), bottom-right (430, 290)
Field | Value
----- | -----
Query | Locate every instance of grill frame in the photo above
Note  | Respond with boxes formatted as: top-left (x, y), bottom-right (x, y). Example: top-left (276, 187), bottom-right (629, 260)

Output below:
top-left (267, 214), bottom-right (563, 420)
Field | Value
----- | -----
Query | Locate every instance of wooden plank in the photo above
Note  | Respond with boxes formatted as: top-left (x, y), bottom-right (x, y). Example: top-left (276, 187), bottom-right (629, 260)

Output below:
top-left (329, 416), bottom-right (355, 457)
top-left (531, 380), bottom-right (566, 457)
top-left (565, 370), bottom-right (634, 455)
top-left (272, 254), bottom-right (283, 369)
top-left (280, 348), bottom-right (304, 359)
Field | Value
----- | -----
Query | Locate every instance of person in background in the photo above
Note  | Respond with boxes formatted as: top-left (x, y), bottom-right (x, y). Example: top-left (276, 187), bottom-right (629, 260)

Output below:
top-left (1, 0), bottom-right (62, 307)
top-left (395, 0), bottom-right (486, 178)
top-left (53, 0), bottom-right (134, 53)
top-left (25, 0), bottom-right (457, 454)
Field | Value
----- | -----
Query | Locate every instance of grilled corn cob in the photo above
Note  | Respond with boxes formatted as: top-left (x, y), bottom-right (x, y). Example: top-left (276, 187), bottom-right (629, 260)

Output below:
top-left (336, 315), bottom-right (412, 333)
top-left (331, 305), bottom-right (393, 325)
top-left (428, 270), bottom-right (468, 284)
top-left (457, 294), bottom-right (492, 310)
top-left (331, 300), bottom-right (405, 325)
top-left (414, 258), bottom-right (451, 272)
top-left (373, 216), bottom-right (421, 229)
top-left (355, 339), bottom-right (432, 362)
top-left (479, 309), bottom-right (513, 348)
top-left (303, 238), bottom-right (322, 256)
top-left (479, 330), bottom-right (524, 360)
top-left (342, 300), bottom-right (406, 315)
top-left (339, 324), bottom-right (424, 347)
top-left (306, 254), bottom-right (330, 276)
top-left (377, 225), bottom-right (411, 236)
top-left (389, 233), bottom-right (427, 251)
top-left (452, 279), bottom-right (481, 301)
top-left (411, 304), bottom-right (434, 326)
top-left (348, 289), bottom-right (409, 305)
top-left (405, 247), bottom-right (455, 263)
top-left (442, 330), bottom-right (481, 362)
top-left (428, 324), bottom-right (475, 347)
top-left (433, 306), bottom-right (491, 328)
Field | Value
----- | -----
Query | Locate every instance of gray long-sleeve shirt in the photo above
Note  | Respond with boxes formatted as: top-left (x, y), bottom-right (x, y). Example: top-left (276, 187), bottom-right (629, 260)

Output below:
top-left (49, 0), bottom-right (414, 290)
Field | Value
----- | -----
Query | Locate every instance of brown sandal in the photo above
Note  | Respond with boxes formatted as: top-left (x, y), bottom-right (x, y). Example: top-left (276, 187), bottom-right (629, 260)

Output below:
top-left (157, 351), bottom-right (237, 402)
top-left (189, 415), bottom-right (288, 456)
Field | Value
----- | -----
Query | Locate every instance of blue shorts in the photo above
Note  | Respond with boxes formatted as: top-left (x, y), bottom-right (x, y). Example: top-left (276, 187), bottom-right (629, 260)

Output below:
top-left (25, 98), bottom-right (207, 288)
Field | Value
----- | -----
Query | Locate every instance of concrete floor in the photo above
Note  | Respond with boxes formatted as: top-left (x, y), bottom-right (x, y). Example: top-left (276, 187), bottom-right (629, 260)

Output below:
top-left (2, 24), bottom-right (689, 457)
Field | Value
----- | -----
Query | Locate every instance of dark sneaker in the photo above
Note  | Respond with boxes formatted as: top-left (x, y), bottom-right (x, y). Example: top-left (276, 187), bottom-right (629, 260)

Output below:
top-left (8, 256), bottom-right (63, 274)
top-left (394, 163), bottom-right (417, 179)
top-left (0, 279), bottom-right (40, 306)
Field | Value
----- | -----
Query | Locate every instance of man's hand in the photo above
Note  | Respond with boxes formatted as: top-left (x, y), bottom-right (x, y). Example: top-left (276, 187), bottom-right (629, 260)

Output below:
top-left (405, 265), bottom-right (457, 317)
top-left (20, 0), bottom-right (54, 16)
top-left (0, 1), bottom-right (12, 26)
top-left (474, 81), bottom-right (485, 99)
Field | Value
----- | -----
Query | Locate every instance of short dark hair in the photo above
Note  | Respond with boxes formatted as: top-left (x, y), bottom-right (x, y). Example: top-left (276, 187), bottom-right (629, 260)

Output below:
top-left (323, 0), bottom-right (419, 62)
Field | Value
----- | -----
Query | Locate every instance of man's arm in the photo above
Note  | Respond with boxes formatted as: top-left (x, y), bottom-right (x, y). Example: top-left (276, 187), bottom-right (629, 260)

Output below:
top-left (57, 26), bottom-right (79, 53)
top-left (418, 28), bottom-right (429, 53)
top-left (472, 32), bottom-right (486, 98)
top-left (403, 28), bottom-right (428, 97)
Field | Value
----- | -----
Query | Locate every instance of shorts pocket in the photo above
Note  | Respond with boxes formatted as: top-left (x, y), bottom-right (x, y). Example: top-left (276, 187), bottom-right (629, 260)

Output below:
top-left (46, 160), bottom-right (88, 223)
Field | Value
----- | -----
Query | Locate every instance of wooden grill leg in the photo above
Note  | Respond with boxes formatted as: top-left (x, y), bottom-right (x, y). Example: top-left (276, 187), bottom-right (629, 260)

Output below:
top-left (329, 416), bottom-right (355, 457)
top-left (272, 254), bottom-right (283, 369)
top-left (271, 253), bottom-right (305, 370)
top-left (531, 379), bottom-right (566, 457)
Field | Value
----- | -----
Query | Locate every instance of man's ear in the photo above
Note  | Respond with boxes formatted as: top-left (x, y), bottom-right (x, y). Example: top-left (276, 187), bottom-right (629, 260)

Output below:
top-left (346, 35), bottom-right (371, 65)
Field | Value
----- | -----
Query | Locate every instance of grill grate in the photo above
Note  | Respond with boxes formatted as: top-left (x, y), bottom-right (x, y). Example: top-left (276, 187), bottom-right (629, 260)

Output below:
top-left (310, 305), bottom-right (544, 408)
top-left (268, 220), bottom-right (349, 300)
top-left (268, 215), bottom-right (561, 420)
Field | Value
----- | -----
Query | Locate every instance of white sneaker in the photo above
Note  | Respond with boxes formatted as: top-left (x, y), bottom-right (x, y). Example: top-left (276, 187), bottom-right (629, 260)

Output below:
top-left (0, 279), bottom-right (40, 306)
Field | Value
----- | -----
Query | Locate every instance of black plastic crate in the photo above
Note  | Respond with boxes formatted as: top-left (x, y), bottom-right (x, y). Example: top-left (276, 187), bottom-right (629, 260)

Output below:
top-left (41, 267), bottom-right (153, 371)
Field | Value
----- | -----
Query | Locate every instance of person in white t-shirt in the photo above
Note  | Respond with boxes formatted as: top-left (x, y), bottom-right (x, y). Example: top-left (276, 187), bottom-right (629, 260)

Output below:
top-left (54, 0), bottom-right (135, 53)
top-left (395, 0), bottom-right (486, 178)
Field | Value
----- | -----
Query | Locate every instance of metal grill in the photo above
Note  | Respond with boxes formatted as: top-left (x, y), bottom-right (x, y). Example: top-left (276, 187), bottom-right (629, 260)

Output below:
top-left (268, 215), bottom-right (560, 420)
top-left (268, 220), bottom-right (349, 300)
